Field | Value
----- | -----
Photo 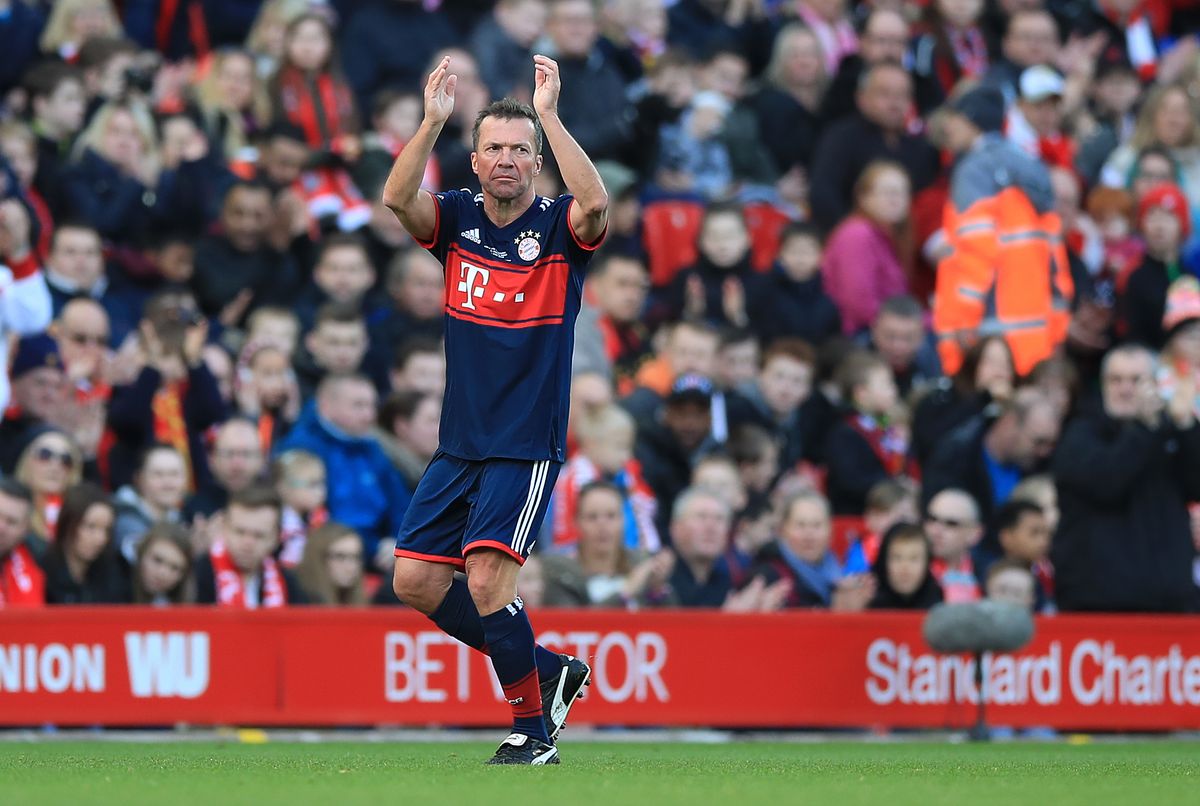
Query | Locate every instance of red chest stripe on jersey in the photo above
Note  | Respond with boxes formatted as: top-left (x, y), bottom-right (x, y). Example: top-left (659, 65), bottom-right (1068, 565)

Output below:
top-left (448, 242), bottom-right (569, 274)
top-left (445, 250), bottom-right (568, 328)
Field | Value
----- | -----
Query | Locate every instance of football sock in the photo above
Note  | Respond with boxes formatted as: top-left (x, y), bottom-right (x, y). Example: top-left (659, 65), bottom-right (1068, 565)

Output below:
top-left (428, 578), bottom-right (565, 681)
top-left (480, 597), bottom-right (549, 742)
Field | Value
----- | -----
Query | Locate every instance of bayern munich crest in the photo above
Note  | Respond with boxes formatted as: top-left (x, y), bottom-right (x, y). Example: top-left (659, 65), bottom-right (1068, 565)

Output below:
top-left (515, 230), bottom-right (542, 261)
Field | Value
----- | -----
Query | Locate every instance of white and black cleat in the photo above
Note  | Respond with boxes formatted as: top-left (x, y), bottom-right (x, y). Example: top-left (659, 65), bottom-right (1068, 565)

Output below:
top-left (541, 654), bottom-right (592, 741)
top-left (485, 732), bottom-right (560, 765)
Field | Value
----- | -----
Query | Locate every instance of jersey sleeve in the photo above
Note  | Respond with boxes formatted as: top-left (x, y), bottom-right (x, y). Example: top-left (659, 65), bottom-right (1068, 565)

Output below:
top-left (416, 188), bottom-right (469, 262)
top-left (555, 195), bottom-right (606, 273)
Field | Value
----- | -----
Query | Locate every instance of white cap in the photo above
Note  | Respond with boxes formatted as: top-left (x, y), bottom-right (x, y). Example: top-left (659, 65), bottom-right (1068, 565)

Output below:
top-left (1019, 65), bottom-right (1065, 102)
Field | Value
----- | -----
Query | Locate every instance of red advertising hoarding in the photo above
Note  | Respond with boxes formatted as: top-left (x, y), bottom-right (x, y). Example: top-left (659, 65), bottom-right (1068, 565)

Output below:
top-left (2, 608), bottom-right (1199, 730)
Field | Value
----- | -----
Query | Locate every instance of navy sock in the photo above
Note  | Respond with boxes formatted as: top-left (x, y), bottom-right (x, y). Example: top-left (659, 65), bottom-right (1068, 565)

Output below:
top-left (480, 597), bottom-right (549, 742)
top-left (428, 579), bottom-right (566, 682)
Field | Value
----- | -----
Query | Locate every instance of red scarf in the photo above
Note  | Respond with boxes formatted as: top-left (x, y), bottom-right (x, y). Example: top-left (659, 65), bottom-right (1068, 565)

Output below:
top-left (0, 544), bottom-right (46, 607)
top-left (846, 413), bottom-right (920, 480)
top-left (210, 540), bottom-right (287, 609)
top-left (276, 67), bottom-right (356, 150)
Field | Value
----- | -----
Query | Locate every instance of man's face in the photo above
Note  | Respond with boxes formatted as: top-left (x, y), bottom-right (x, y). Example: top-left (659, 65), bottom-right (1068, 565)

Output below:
top-left (781, 498), bottom-right (831, 564)
top-left (1001, 511), bottom-right (1051, 563)
top-left (667, 327), bottom-right (718, 377)
top-left (48, 228), bottom-right (104, 290)
top-left (56, 302), bottom-right (110, 371)
top-left (576, 488), bottom-right (625, 553)
top-left (0, 492), bottom-right (31, 556)
top-left (393, 252), bottom-right (445, 320)
top-left (1021, 96), bottom-right (1062, 137)
top-left (471, 117), bottom-right (542, 202)
top-left (671, 495), bottom-right (730, 563)
top-left (308, 322), bottom-right (367, 373)
top-left (224, 504), bottom-right (279, 574)
top-left (12, 367), bottom-right (65, 419)
top-left (315, 245), bottom-right (375, 304)
top-left (858, 68), bottom-right (912, 133)
top-left (1102, 351), bottom-right (1154, 420)
top-left (1004, 12), bottom-right (1057, 67)
top-left (260, 137), bottom-right (309, 188)
top-left (1142, 207), bottom-right (1183, 257)
top-left (1010, 405), bottom-right (1061, 469)
top-left (698, 212), bottom-right (749, 268)
top-left (323, 381), bottom-right (377, 437)
top-left (391, 352), bottom-right (446, 397)
top-left (872, 313), bottom-right (924, 370)
top-left (36, 79), bottom-right (87, 137)
top-left (221, 188), bottom-right (272, 253)
top-left (702, 54), bottom-right (748, 101)
top-left (924, 491), bottom-right (981, 562)
top-left (209, 424), bottom-right (264, 493)
top-left (663, 400), bottom-right (712, 452)
top-left (251, 349), bottom-right (292, 409)
top-left (716, 340), bottom-right (759, 391)
top-left (759, 355), bottom-right (812, 418)
top-left (596, 257), bottom-right (649, 324)
top-left (860, 12), bottom-right (909, 65)
top-left (548, 0), bottom-right (597, 58)
top-left (987, 567), bottom-right (1036, 610)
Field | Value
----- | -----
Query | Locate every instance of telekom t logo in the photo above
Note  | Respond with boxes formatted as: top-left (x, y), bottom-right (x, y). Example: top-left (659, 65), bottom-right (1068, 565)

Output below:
top-left (458, 263), bottom-right (490, 311)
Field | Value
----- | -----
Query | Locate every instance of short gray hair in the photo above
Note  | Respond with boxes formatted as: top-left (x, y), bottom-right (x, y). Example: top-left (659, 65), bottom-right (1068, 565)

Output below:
top-left (670, 486), bottom-right (730, 525)
top-left (472, 97), bottom-right (543, 154)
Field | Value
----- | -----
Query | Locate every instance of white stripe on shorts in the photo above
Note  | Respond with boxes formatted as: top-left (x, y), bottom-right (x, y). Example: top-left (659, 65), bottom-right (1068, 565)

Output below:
top-left (513, 460), bottom-right (549, 555)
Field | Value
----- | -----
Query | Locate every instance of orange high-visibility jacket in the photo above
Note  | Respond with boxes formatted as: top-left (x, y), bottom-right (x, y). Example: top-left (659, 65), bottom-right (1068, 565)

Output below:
top-left (933, 134), bottom-right (1074, 376)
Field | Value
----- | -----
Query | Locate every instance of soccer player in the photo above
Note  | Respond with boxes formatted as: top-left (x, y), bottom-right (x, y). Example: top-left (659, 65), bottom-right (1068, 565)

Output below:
top-left (381, 55), bottom-right (607, 765)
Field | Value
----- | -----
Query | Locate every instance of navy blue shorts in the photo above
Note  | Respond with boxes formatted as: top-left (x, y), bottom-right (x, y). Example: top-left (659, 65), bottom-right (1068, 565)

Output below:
top-left (393, 452), bottom-right (561, 567)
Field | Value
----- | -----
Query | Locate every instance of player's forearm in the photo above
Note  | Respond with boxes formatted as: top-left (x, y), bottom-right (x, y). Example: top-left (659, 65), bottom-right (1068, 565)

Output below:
top-left (539, 113), bottom-right (608, 215)
top-left (381, 119), bottom-right (444, 213)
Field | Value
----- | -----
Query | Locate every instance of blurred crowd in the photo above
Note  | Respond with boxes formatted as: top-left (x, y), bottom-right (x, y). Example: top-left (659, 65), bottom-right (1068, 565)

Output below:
top-left (0, 0), bottom-right (1199, 614)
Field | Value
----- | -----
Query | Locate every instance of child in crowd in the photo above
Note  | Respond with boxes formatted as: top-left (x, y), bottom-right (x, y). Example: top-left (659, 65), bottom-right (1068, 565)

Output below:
top-left (691, 452), bottom-right (747, 518)
top-left (868, 522), bottom-right (943, 610)
top-left (131, 522), bottom-right (194, 605)
top-left (843, 477), bottom-right (920, 573)
top-left (272, 450), bottom-right (329, 568)
top-left (985, 558), bottom-right (1037, 611)
top-left (245, 307), bottom-right (301, 358)
top-left (749, 222), bottom-right (841, 346)
top-left (823, 351), bottom-right (915, 515)
top-left (552, 404), bottom-right (660, 552)
top-left (1011, 474), bottom-right (1060, 535)
top-left (353, 90), bottom-right (440, 198)
top-left (656, 90), bottom-right (734, 200)
top-left (994, 498), bottom-right (1055, 613)
top-left (666, 202), bottom-right (757, 328)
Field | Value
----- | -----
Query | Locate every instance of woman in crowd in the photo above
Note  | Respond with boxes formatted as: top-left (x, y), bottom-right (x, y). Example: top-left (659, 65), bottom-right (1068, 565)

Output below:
top-left (194, 48), bottom-right (272, 162)
top-left (43, 482), bottom-right (129, 604)
top-left (868, 522), bottom-right (944, 610)
top-left (751, 23), bottom-right (828, 179)
top-left (39, 0), bottom-right (120, 61)
top-left (1102, 84), bottom-right (1200, 219)
top-left (821, 161), bottom-right (914, 335)
top-left (131, 522), bottom-right (194, 605)
top-left (270, 13), bottom-right (359, 158)
top-left (296, 522), bottom-right (366, 606)
top-left (113, 444), bottom-right (188, 563)
top-left (14, 428), bottom-right (84, 544)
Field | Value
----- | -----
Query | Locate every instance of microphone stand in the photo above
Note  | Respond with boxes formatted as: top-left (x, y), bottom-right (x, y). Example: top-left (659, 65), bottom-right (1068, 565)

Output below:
top-left (968, 650), bottom-right (990, 742)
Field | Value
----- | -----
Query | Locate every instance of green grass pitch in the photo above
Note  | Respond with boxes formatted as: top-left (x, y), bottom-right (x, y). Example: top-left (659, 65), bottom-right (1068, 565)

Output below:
top-left (1, 740), bottom-right (1197, 805)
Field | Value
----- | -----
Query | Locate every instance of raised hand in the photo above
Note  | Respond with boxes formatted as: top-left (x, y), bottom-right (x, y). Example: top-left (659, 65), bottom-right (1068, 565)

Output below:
top-left (424, 56), bottom-right (457, 126)
top-left (532, 54), bottom-right (561, 119)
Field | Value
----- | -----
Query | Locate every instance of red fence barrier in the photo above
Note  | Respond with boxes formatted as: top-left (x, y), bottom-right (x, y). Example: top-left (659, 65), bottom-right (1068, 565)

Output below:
top-left (2, 608), bottom-right (1199, 730)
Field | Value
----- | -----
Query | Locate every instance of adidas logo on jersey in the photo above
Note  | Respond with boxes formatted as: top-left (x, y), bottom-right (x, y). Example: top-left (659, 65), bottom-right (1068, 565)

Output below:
top-left (461, 228), bottom-right (481, 244)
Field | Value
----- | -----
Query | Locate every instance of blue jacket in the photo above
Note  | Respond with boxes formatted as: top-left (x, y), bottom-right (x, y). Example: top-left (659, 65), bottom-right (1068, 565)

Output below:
top-left (278, 406), bottom-right (411, 558)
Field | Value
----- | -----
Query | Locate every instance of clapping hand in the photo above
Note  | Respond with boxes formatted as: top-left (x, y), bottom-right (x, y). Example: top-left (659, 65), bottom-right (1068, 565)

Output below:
top-left (424, 56), bottom-right (457, 126)
top-left (533, 55), bottom-right (561, 119)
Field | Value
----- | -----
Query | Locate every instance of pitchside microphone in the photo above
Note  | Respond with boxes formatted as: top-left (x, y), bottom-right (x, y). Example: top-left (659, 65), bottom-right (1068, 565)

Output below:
top-left (922, 601), bottom-right (1035, 741)
top-left (922, 600), bottom-right (1034, 654)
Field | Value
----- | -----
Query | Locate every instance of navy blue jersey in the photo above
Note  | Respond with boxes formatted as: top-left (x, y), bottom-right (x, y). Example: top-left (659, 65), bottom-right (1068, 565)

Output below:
top-left (417, 189), bottom-right (603, 462)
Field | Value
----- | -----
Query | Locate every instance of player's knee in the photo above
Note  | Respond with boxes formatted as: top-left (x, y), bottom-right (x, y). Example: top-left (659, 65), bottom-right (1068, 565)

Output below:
top-left (392, 561), bottom-right (446, 614)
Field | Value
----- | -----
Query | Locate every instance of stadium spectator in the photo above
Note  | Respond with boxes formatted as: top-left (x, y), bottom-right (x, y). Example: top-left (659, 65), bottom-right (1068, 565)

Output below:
top-left (821, 161), bottom-right (912, 336)
top-left (910, 0), bottom-right (990, 99)
top-left (41, 222), bottom-right (136, 339)
top-left (0, 200), bottom-right (54, 411)
top-left (470, 0), bottom-right (547, 101)
top-left (750, 23), bottom-right (827, 179)
top-left (789, 0), bottom-right (858, 76)
top-left (586, 252), bottom-right (652, 397)
top-left (923, 388), bottom-right (1062, 523)
top-left (714, 328), bottom-right (759, 395)
top-left (296, 521), bottom-right (367, 606)
top-left (1053, 345), bottom-right (1200, 612)
top-left (860, 295), bottom-right (943, 398)
top-left (14, 427), bottom-right (84, 545)
top-left (112, 443), bottom-right (187, 563)
top-left (278, 373), bottom-right (410, 572)
top-left (542, 481), bottom-right (675, 608)
top-left (696, 48), bottom-right (776, 186)
top-left (367, 249), bottom-right (445, 384)
top-left (748, 222), bottom-right (840, 347)
top-left (0, 335), bottom-right (65, 474)
top-left (194, 485), bottom-right (306, 608)
top-left (42, 482), bottom-right (129, 605)
top-left (1007, 65), bottom-right (1074, 171)
top-left (0, 479), bottom-right (43, 608)
top-left (823, 351), bottom-right (914, 515)
top-left (24, 62), bottom-right (87, 214)
top-left (1122, 182), bottom-right (1191, 350)
top-left (194, 48), bottom-right (271, 162)
top-left (747, 490), bottom-right (874, 610)
top-left (867, 522), bottom-right (943, 610)
top-left (295, 234), bottom-right (381, 333)
top-left (726, 339), bottom-right (817, 471)
top-left (1074, 54), bottom-right (1142, 188)
top-left (809, 62), bottom-right (939, 231)
top-left (233, 340), bottom-right (301, 455)
top-left (0, 0), bottom-right (45, 95)
top-left (106, 288), bottom-right (225, 490)
top-left (271, 449), bottom-right (329, 569)
top-left (843, 477), bottom-right (921, 573)
top-left (0, 121), bottom-right (53, 263)
top-left (376, 390), bottom-right (441, 494)
top-left (624, 319), bottom-right (718, 426)
top-left (52, 298), bottom-right (111, 399)
top-left (295, 303), bottom-right (370, 399)
top-left (911, 336), bottom-right (1016, 465)
top-left (984, 557), bottom-right (1037, 610)
top-left (665, 202), bottom-right (756, 329)
top-left (271, 13), bottom-right (359, 156)
top-left (691, 452), bottom-right (748, 522)
top-left (184, 418), bottom-right (265, 521)
top-left (634, 374), bottom-right (716, 530)
top-left (130, 522), bottom-right (193, 605)
top-left (992, 498), bottom-right (1054, 613)
top-left (933, 84), bottom-right (1074, 377)
top-left (387, 336), bottom-right (446, 398)
top-left (980, 9), bottom-right (1059, 103)
top-left (923, 487), bottom-right (984, 602)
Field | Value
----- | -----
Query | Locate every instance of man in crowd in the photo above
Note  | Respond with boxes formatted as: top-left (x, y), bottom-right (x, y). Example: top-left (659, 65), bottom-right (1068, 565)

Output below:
top-left (0, 479), bottom-right (42, 608)
top-left (185, 418), bottom-right (265, 520)
top-left (924, 488), bottom-right (984, 602)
